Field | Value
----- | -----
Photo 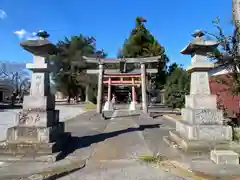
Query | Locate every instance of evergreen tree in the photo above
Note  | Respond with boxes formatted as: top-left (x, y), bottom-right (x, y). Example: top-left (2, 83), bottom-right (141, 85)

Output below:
top-left (121, 16), bottom-right (169, 88)
top-left (164, 64), bottom-right (190, 108)
top-left (51, 35), bottom-right (104, 103)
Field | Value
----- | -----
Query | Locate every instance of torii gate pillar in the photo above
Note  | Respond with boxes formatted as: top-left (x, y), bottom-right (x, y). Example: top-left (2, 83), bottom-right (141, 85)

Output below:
top-left (141, 63), bottom-right (148, 113)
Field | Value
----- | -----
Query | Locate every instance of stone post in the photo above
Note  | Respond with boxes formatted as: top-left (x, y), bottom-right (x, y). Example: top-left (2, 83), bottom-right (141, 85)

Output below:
top-left (141, 63), bottom-right (148, 113)
top-left (103, 77), bottom-right (114, 111)
top-left (161, 93), bottom-right (164, 104)
top-left (161, 89), bottom-right (165, 104)
top-left (129, 78), bottom-right (137, 111)
top-left (0, 31), bottom-right (65, 158)
top-left (97, 63), bottom-right (104, 113)
top-left (85, 84), bottom-right (89, 102)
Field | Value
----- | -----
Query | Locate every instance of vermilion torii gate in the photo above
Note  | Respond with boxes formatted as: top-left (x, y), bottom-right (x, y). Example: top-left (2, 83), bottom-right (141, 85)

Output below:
top-left (83, 56), bottom-right (160, 114)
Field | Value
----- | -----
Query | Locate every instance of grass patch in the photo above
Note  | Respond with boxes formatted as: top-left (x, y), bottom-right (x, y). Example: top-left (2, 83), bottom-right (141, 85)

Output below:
top-left (165, 114), bottom-right (182, 121)
top-left (84, 102), bottom-right (97, 111)
top-left (138, 154), bottom-right (168, 164)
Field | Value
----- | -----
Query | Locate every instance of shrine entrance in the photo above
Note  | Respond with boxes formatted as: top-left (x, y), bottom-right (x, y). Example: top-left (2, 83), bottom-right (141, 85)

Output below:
top-left (112, 86), bottom-right (130, 103)
top-left (84, 56), bottom-right (160, 114)
top-left (103, 73), bottom-right (141, 111)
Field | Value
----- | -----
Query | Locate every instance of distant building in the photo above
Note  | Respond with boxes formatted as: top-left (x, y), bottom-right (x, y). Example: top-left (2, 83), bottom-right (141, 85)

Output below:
top-left (0, 80), bottom-right (14, 102)
top-left (209, 64), bottom-right (240, 117)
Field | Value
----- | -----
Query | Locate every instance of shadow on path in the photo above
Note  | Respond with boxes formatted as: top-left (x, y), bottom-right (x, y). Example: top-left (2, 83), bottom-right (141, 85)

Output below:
top-left (0, 104), bottom-right (22, 111)
top-left (57, 124), bottom-right (161, 161)
top-left (104, 113), bottom-right (140, 120)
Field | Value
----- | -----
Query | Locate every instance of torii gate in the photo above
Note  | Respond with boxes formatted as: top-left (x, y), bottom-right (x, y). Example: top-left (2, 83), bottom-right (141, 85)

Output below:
top-left (83, 56), bottom-right (160, 114)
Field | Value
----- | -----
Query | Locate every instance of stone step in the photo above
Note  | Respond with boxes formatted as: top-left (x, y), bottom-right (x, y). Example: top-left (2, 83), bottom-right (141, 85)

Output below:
top-left (167, 130), bottom-right (231, 152)
top-left (0, 141), bottom-right (57, 155)
top-left (0, 152), bottom-right (61, 163)
top-left (0, 132), bottom-right (70, 155)
top-left (210, 150), bottom-right (239, 165)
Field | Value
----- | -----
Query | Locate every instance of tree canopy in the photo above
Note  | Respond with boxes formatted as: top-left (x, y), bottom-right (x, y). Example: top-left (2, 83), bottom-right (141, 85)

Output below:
top-left (121, 17), bottom-right (169, 88)
top-left (164, 64), bottom-right (190, 108)
top-left (51, 35), bottom-right (104, 103)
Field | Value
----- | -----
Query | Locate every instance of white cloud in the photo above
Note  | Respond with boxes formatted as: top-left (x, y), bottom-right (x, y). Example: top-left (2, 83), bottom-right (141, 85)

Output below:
top-left (14, 29), bottom-right (37, 40)
top-left (14, 29), bottom-right (27, 39)
top-left (0, 9), bottom-right (7, 19)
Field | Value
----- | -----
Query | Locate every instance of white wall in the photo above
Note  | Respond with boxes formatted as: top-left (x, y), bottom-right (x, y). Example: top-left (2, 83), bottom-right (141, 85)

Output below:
top-left (208, 65), bottom-right (232, 76)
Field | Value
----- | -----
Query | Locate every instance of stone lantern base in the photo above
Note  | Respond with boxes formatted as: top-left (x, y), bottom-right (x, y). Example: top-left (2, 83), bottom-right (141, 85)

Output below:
top-left (0, 109), bottom-right (68, 162)
top-left (164, 123), bottom-right (232, 152)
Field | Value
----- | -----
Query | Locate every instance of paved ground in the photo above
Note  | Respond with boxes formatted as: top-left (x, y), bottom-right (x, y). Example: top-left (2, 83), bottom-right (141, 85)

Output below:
top-left (58, 109), bottom-right (196, 180)
top-left (0, 104), bottom-right (240, 179)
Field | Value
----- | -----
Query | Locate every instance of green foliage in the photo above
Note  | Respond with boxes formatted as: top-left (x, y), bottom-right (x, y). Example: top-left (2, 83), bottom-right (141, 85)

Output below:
top-left (164, 64), bottom-right (190, 108)
top-left (51, 35), bottom-right (103, 102)
top-left (138, 154), bottom-right (167, 164)
top-left (233, 127), bottom-right (240, 142)
top-left (121, 16), bottom-right (169, 88)
top-left (122, 17), bottom-right (164, 58)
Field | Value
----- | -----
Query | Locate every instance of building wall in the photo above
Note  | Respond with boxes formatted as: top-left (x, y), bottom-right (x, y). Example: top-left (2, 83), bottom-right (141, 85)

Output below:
top-left (208, 66), bottom-right (240, 117)
top-left (208, 65), bottom-right (232, 76)
top-left (0, 80), bottom-right (15, 102)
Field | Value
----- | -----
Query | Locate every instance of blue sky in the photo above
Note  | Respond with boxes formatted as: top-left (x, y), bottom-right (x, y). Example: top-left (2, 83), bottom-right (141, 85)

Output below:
top-left (0, 0), bottom-right (233, 67)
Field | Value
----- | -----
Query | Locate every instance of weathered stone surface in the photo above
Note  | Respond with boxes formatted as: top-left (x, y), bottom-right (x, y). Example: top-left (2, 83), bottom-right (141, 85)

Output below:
top-left (6, 123), bottom-right (64, 143)
top-left (186, 61), bottom-right (214, 72)
top-left (167, 130), bottom-right (231, 152)
top-left (185, 94), bottom-right (217, 109)
top-left (0, 35), bottom-right (67, 162)
top-left (20, 39), bottom-right (58, 56)
top-left (166, 30), bottom-right (233, 153)
top-left (181, 108), bottom-right (223, 125)
top-left (15, 109), bottom-right (59, 127)
top-left (210, 150), bottom-right (239, 165)
top-left (190, 71), bottom-right (211, 94)
top-left (103, 101), bottom-right (114, 111)
top-left (0, 141), bottom-right (56, 155)
top-left (23, 95), bottom-right (55, 110)
top-left (129, 101), bottom-right (137, 111)
top-left (176, 121), bottom-right (232, 141)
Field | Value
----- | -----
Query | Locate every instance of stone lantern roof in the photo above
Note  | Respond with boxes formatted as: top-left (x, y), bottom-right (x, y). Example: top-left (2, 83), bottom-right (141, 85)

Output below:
top-left (20, 30), bottom-right (58, 57)
top-left (180, 30), bottom-right (219, 55)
